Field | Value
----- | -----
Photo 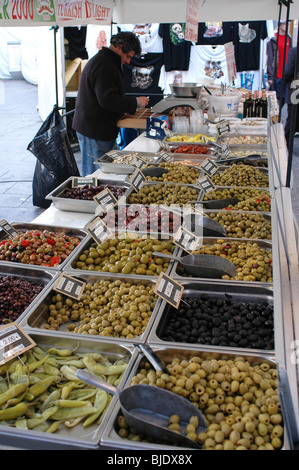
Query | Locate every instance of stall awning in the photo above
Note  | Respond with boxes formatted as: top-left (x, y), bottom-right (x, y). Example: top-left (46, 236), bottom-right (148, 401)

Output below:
top-left (0, 0), bottom-right (298, 28)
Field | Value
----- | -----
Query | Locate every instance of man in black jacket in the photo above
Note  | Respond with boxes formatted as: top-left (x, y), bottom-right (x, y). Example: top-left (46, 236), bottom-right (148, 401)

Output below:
top-left (73, 32), bottom-right (149, 176)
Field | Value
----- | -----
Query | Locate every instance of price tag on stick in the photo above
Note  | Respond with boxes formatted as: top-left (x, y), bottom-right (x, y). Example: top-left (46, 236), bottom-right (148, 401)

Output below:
top-left (196, 176), bottom-right (215, 193)
top-left (53, 273), bottom-right (86, 300)
top-left (131, 154), bottom-right (148, 169)
top-left (159, 150), bottom-right (173, 162)
top-left (71, 177), bottom-right (97, 188)
top-left (0, 219), bottom-right (19, 238)
top-left (153, 272), bottom-right (184, 309)
top-left (130, 169), bottom-right (146, 192)
top-left (93, 188), bottom-right (118, 213)
top-left (0, 323), bottom-right (36, 366)
top-left (216, 120), bottom-right (231, 136)
top-left (173, 225), bottom-right (203, 254)
top-left (85, 217), bottom-right (112, 244)
top-left (200, 158), bottom-right (219, 177)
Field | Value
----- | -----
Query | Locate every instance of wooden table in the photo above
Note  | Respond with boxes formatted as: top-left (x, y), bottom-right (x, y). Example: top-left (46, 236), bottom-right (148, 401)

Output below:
top-left (117, 108), bottom-right (157, 129)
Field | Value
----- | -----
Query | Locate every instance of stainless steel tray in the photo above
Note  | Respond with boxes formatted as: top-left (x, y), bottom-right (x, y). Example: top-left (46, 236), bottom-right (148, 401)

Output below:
top-left (126, 181), bottom-right (202, 206)
top-left (169, 237), bottom-right (273, 286)
top-left (63, 232), bottom-right (179, 280)
top-left (0, 331), bottom-right (137, 450)
top-left (0, 223), bottom-right (88, 271)
top-left (101, 345), bottom-right (282, 450)
top-left (210, 166), bottom-right (269, 190)
top-left (202, 209), bottom-right (272, 241)
top-left (159, 141), bottom-right (218, 155)
top-left (199, 185), bottom-right (272, 210)
top-left (21, 273), bottom-right (163, 345)
top-left (45, 176), bottom-right (133, 213)
top-left (97, 203), bottom-right (183, 236)
top-left (96, 151), bottom-right (163, 175)
top-left (0, 264), bottom-right (59, 325)
top-left (147, 280), bottom-right (274, 354)
top-left (163, 133), bottom-right (219, 145)
top-left (217, 134), bottom-right (268, 148)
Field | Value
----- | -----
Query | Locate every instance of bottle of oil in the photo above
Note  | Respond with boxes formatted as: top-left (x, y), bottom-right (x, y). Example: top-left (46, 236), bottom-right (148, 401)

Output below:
top-left (261, 90), bottom-right (268, 118)
top-left (243, 92), bottom-right (254, 118)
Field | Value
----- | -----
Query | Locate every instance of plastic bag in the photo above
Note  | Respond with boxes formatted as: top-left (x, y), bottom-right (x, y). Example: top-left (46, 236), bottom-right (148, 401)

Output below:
top-left (27, 105), bottom-right (80, 208)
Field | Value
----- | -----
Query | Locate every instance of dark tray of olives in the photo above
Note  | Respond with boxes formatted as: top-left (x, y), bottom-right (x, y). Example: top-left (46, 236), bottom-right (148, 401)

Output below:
top-left (46, 176), bottom-right (133, 213)
top-left (147, 280), bottom-right (274, 353)
top-left (0, 263), bottom-right (59, 326)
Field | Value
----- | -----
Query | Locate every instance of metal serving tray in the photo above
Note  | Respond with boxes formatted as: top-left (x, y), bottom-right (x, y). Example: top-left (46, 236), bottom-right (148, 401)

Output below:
top-left (169, 237), bottom-right (273, 286)
top-left (63, 232), bottom-right (179, 280)
top-left (45, 176), bottom-right (133, 213)
top-left (96, 151), bottom-right (163, 175)
top-left (0, 264), bottom-right (59, 325)
top-left (0, 331), bottom-right (137, 450)
top-left (0, 223), bottom-right (88, 272)
top-left (163, 133), bottom-right (219, 145)
top-left (126, 181), bottom-right (202, 206)
top-left (199, 185), bottom-right (272, 209)
top-left (100, 345), bottom-right (282, 450)
top-left (147, 280), bottom-right (274, 355)
top-left (218, 145), bottom-right (268, 159)
top-left (211, 166), bottom-right (269, 189)
top-left (97, 204), bottom-right (183, 237)
top-left (21, 273), bottom-right (163, 345)
top-left (217, 134), bottom-right (268, 148)
top-left (159, 140), bottom-right (218, 156)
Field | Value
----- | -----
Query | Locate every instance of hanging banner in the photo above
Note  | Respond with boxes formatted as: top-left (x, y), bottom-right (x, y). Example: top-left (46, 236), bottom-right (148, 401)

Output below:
top-left (55, 0), bottom-right (113, 25)
top-left (224, 41), bottom-right (237, 83)
top-left (185, 0), bottom-right (199, 42)
top-left (0, 0), bottom-right (113, 26)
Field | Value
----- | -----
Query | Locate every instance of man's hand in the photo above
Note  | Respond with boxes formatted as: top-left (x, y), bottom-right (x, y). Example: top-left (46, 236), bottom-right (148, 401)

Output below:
top-left (137, 96), bottom-right (150, 108)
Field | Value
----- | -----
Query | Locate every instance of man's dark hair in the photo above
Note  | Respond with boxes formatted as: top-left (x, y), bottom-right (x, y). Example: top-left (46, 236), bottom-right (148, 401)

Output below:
top-left (110, 31), bottom-right (142, 56)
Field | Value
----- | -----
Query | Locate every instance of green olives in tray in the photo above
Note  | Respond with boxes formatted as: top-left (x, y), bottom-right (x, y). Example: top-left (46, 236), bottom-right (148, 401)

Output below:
top-left (128, 182), bottom-right (200, 207)
top-left (69, 233), bottom-right (177, 277)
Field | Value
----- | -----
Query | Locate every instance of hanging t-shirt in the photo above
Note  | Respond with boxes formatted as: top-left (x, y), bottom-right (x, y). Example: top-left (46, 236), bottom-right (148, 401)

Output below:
top-left (123, 53), bottom-right (164, 107)
top-left (196, 22), bottom-right (234, 46)
top-left (190, 45), bottom-right (229, 85)
top-left (64, 26), bottom-right (88, 61)
top-left (232, 21), bottom-right (268, 72)
top-left (118, 23), bottom-right (163, 53)
top-left (158, 23), bottom-right (192, 72)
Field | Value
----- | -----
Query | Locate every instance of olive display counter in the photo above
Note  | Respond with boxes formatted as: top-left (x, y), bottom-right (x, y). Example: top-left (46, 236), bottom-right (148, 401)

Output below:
top-left (0, 120), bottom-right (298, 450)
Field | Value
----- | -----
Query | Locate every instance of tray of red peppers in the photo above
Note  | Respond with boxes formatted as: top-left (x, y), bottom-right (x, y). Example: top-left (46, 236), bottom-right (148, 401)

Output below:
top-left (0, 223), bottom-right (87, 270)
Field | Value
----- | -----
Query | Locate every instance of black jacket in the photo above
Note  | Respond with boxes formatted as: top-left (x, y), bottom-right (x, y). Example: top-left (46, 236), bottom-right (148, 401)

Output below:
top-left (72, 47), bottom-right (137, 140)
top-left (266, 34), bottom-right (292, 82)
top-left (284, 46), bottom-right (297, 105)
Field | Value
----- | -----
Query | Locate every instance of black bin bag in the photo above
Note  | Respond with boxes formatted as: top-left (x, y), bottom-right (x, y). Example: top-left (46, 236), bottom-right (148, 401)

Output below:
top-left (27, 105), bottom-right (80, 208)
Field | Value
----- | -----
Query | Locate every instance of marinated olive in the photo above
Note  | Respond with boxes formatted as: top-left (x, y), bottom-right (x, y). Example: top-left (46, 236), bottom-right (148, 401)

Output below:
top-left (74, 235), bottom-right (175, 275)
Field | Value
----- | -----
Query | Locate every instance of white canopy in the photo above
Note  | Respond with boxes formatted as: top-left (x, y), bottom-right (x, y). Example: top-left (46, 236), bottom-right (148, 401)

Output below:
top-left (0, 0), bottom-right (297, 27)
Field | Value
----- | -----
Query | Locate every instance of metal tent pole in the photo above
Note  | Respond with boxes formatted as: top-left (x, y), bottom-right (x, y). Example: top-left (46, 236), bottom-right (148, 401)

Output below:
top-left (286, 34), bottom-right (299, 188)
top-left (278, 2), bottom-right (291, 122)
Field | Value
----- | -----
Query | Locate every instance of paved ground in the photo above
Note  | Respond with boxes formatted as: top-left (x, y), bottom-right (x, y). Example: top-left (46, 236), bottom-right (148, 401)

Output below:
top-left (0, 79), bottom-right (81, 224)
top-left (0, 79), bottom-right (298, 228)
